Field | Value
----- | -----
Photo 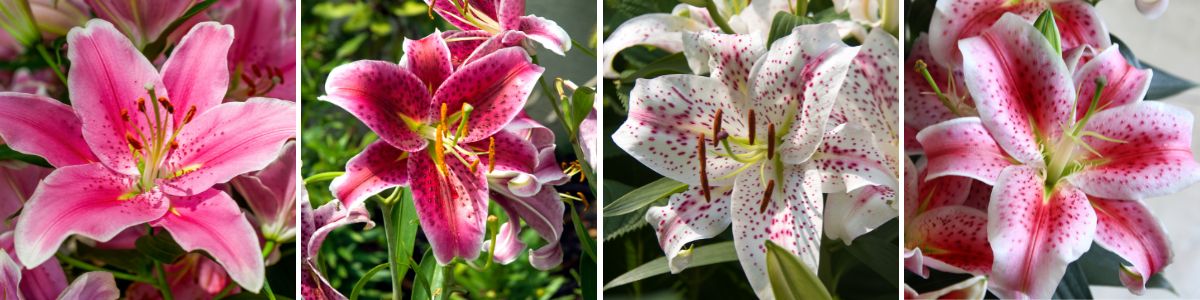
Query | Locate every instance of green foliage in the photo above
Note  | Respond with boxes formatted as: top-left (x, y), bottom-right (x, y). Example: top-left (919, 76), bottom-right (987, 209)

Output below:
top-left (766, 241), bottom-right (831, 300)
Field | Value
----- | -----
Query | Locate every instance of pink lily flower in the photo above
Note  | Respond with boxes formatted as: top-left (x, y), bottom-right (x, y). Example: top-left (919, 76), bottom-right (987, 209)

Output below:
top-left (0, 162), bottom-right (50, 230)
top-left (0, 20), bottom-right (296, 292)
top-left (29, 0), bottom-right (90, 38)
top-left (903, 159), bottom-right (991, 278)
top-left (323, 31), bottom-right (543, 264)
top-left (902, 33), bottom-right (974, 154)
top-left (917, 14), bottom-right (1194, 298)
top-left (84, 0), bottom-right (202, 48)
top-left (300, 191), bottom-right (374, 300)
top-left (0, 250), bottom-right (119, 300)
top-left (425, 0), bottom-right (571, 55)
top-left (615, 25), bottom-right (892, 299)
top-left (126, 253), bottom-right (239, 299)
top-left (219, 0), bottom-right (296, 101)
top-left (480, 115), bottom-right (568, 270)
top-left (927, 0), bottom-right (1109, 66)
top-left (231, 141), bottom-right (298, 242)
top-left (903, 275), bottom-right (988, 300)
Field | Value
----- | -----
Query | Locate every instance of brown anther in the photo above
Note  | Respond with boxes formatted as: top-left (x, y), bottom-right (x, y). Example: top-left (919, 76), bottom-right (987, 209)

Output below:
top-left (577, 191), bottom-right (590, 211)
top-left (748, 110), bottom-right (757, 145)
top-left (157, 97), bottom-right (174, 114)
top-left (125, 133), bottom-right (143, 150)
top-left (183, 106), bottom-right (197, 124)
top-left (120, 108), bottom-right (130, 122)
top-left (240, 73), bottom-right (255, 86)
top-left (136, 98), bottom-right (147, 112)
top-left (767, 123), bottom-right (776, 159)
top-left (253, 65), bottom-right (263, 77)
top-left (759, 180), bottom-right (775, 213)
top-left (169, 140), bottom-right (179, 151)
top-left (712, 109), bottom-right (723, 147)
top-left (487, 137), bottom-right (496, 173)
top-left (697, 134), bottom-right (711, 203)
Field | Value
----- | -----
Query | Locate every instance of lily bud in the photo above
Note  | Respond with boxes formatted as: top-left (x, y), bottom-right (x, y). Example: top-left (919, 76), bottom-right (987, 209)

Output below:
top-left (0, 0), bottom-right (40, 46)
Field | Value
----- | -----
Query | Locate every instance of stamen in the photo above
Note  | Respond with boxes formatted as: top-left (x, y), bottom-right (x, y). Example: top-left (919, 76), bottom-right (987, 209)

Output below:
top-left (487, 137), bottom-right (496, 173)
top-left (914, 60), bottom-right (962, 116)
top-left (577, 191), bottom-right (590, 211)
top-left (758, 180), bottom-right (775, 213)
top-left (748, 110), bottom-right (756, 145)
top-left (434, 124), bottom-right (448, 175)
top-left (169, 140), bottom-right (179, 151)
top-left (468, 159), bottom-right (480, 172)
top-left (440, 102), bottom-right (448, 125)
top-left (183, 106), bottom-right (197, 124)
top-left (120, 108), bottom-right (130, 122)
top-left (697, 134), bottom-right (711, 202)
top-left (157, 97), bottom-right (174, 114)
top-left (712, 109), bottom-right (723, 147)
top-left (126, 133), bottom-right (143, 150)
top-left (767, 123), bottom-right (776, 159)
top-left (136, 98), bottom-right (146, 112)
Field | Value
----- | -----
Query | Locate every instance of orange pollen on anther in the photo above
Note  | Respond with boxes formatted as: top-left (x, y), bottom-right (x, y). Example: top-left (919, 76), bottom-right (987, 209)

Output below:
top-left (136, 98), bottom-right (147, 112)
top-left (120, 108), bottom-right (131, 122)
top-left (126, 133), bottom-right (143, 150)
top-left (712, 109), bottom-right (723, 147)
top-left (434, 125), bottom-right (448, 174)
top-left (182, 106), bottom-right (197, 124)
top-left (577, 191), bottom-right (590, 211)
top-left (169, 140), bottom-right (179, 151)
top-left (748, 110), bottom-right (757, 145)
top-left (759, 180), bottom-right (775, 213)
top-left (487, 137), bottom-right (496, 173)
top-left (767, 123), bottom-right (776, 159)
top-left (468, 159), bottom-right (480, 172)
top-left (440, 103), bottom-right (449, 125)
top-left (697, 134), bottom-right (711, 203)
top-left (158, 97), bottom-right (174, 114)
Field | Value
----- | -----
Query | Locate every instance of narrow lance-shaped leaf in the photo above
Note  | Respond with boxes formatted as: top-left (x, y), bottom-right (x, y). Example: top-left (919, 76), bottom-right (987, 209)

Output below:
top-left (1033, 9), bottom-right (1062, 54)
top-left (765, 240), bottom-right (832, 300)
top-left (603, 241), bottom-right (738, 290)
top-left (604, 177), bottom-right (688, 216)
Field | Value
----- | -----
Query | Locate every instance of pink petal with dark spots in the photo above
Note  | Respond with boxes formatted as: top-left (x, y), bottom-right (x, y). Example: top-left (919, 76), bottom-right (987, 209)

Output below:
top-left (907, 205), bottom-right (992, 275)
top-left (0, 93), bottom-right (96, 168)
top-left (1072, 45), bottom-right (1151, 120)
top-left (645, 186), bottom-right (732, 273)
top-left (407, 150), bottom-right (488, 264)
top-left (402, 32), bottom-right (454, 91)
top-left (1072, 102), bottom-right (1200, 199)
top-left (490, 186), bottom-right (564, 270)
top-left (929, 0), bottom-right (1109, 66)
top-left (322, 60), bottom-right (431, 152)
top-left (330, 140), bottom-right (410, 212)
top-left (160, 22), bottom-right (234, 125)
top-left (917, 117), bottom-right (1014, 185)
top-left (1090, 198), bottom-right (1171, 295)
top-left (162, 98), bottom-right (296, 196)
top-left (155, 189), bottom-right (265, 292)
top-left (442, 30), bottom-right (492, 68)
top-left (433, 47), bottom-right (543, 143)
top-left (903, 34), bottom-right (967, 153)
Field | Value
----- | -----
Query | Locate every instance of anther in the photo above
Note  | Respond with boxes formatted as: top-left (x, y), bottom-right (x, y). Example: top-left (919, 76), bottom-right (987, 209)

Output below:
top-left (748, 110), bottom-right (757, 145)
top-left (157, 97), bottom-right (174, 114)
top-left (126, 133), bottom-right (143, 150)
top-left (136, 98), bottom-right (147, 112)
top-left (577, 191), bottom-right (590, 211)
top-left (468, 159), bottom-right (480, 172)
top-left (120, 108), bottom-right (130, 122)
top-left (712, 109), bottom-right (723, 147)
top-left (487, 137), bottom-right (496, 173)
top-left (759, 180), bottom-right (775, 213)
top-left (697, 134), bottom-right (711, 202)
top-left (440, 102), bottom-right (449, 125)
top-left (183, 106), bottom-right (197, 124)
top-left (169, 140), bottom-right (179, 151)
top-left (767, 123), bottom-right (776, 159)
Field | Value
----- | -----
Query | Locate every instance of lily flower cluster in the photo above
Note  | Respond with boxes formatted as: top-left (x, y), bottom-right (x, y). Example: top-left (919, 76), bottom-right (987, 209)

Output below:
top-left (905, 0), bottom-right (1197, 298)
top-left (608, 3), bottom-right (900, 299)
top-left (0, 0), bottom-right (297, 298)
top-left (305, 0), bottom-right (578, 298)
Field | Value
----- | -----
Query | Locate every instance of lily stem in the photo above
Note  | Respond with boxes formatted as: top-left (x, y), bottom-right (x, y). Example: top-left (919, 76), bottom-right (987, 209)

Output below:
top-left (155, 261), bottom-right (174, 300)
top-left (262, 239), bottom-right (277, 259)
top-left (706, 0), bottom-right (736, 34)
top-left (381, 194), bottom-right (407, 300)
top-left (55, 254), bottom-right (153, 283)
top-left (263, 279), bottom-right (277, 300)
top-left (34, 44), bottom-right (67, 87)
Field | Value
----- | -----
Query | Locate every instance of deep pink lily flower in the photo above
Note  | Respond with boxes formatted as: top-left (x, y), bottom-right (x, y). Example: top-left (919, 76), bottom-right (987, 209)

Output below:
top-left (928, 0), bottom-right (1109, 67)
top-left (84, 0), bottom-right (202, 48)
top-left (0, 248), bottom-right (120, 300)
top-left (0, 20), bottom-right (296, 292)
top-left (902, 33), bottom-right (974, 154)
top-left (126, 253), bottom-right (239, 299)
top-left (425, 0), bottom-right (571, 55)
top-left (323, 31), bottom-right (543, 264)
top-left (300, 192), bottom-right (374, 300)
top-left (903, 159), bottom-right (991, 278)
top-left (917, 14), bottom-right (1194, 298)
top-left (232, 141), bottom-right (298, 242)
top-left (219, 0), bottom-right (297, 101)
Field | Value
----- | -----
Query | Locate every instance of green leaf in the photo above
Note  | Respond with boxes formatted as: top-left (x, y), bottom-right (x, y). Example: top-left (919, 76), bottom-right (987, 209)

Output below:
top-left (603, 241), bottom-right (738, 290)
top-left (842, 218), bottom-right (900, 289)
top-left (767, 12), bottom-right (812, 48)
top-left (766, 240), bottom-right (832, 300)
top-left (349, 263), bottom-right (390, 300)
top-left (1110, 35), bottom-right (1195, 100)
top-left (74, 244), bottom-right (151, 274)
top-left (618, 52), bottom-right (691, 83)
top-left (1033, 9), bottom-right (1062, 54)
top-left (412, 249), bottom-right (446, 300)
top-left (601, 180), bottom-right (657, 241)
top-left (0, 145), bottom-right (51, 168)
top-left (570, 86), bottom-right (596, 132)
top-left (135, 230), bottom-right (186, 264)
top-left (1052, 261), bottom-right (1092, 299)
top-left (568, 200), bottom-right (597, 261)
top-left (677, 0), bottom-right (706, 6)
top-left (581, 256), bottom-right (597, 300)
top-left (336, 34), bottom-right (369, 59)
top-left (1076, 244), bottom-right (1177, 294)
top-left (389, 191), bottom-right (420, 287)
top-left (604, 177), bottom-right (687, 216)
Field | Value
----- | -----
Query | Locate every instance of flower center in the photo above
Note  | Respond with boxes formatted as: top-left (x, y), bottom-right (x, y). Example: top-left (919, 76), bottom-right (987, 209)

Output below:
top-left (121, 86), bottom-right (199, 196)
top-left (416, 102), bottom-right (495, 177)
top-left (446, 0), bottom-right (504, 33)
top-left (1043, 77), bottom-right (1124, 189)
top-left (697, 108), bottom-right (788, 203)
top-left (231, 62), bottom-right (285, 98)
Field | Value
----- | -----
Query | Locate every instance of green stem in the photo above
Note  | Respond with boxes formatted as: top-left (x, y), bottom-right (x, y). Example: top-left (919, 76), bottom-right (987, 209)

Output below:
top-left (263, 279), bottom-right (277, 300)
top-left (261, 239), bottom-right (277, 259)
top-left (566, 201), bottom-right (597, 261)
top-left (381, 198), bottom-right (406, 300)
top-left (155, 261), bottom-right (174, 300)
top-left (34, 44), bottom-right (67, 87)
top-left (304, 171), bottom-right (344, 184)
top-left (56, 254), bottom-right (153, 283)
top-left (705, 0), bottom-right (736, 34)
top-left (531, 55), bottom-right (597, 193)
top-left (571, 39), bottom-right (596, 58)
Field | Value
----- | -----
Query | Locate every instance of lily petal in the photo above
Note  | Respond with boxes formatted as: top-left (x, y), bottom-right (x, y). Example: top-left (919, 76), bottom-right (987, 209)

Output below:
top-left (806, 124), bottom-right (896, 193)
top-left (910, 275), bottom-right (989, 300)
top-left (66, 19), bottom-right (165, 175)
top-left (682, 31), bottom-right (763, 92)
top-left (57, 272), bottom-right (119, 300)
top-left (1072, 101), bottom-right (1200, 199)
top-left (1091, 198), bottom-right (1171, 295)
top-left (433, 47), bottom-right (543, 143)
top-left (731, 166), bottom-right (820, 300)
top-left (612, 75), bottom-right (748, 187)
top-left (906, 205), bottom-right (992, 275)
top-left (916, 117), bottom-right (1014, 185)
top-left (0, 93), bottom-right (96, 167)
top-left (460, 31), bottom-right (526, 67)
top-left (300, 195), bottom-right (372, 300)
top-left (402, 32), bottom-right (454, 90)
top-left (518, 15), bottom-right (571, 56)
top-left (408, 150), bottom-right (488, 264)
top-left (960, 14), bottom-right (1074, 166)
top-left (825, 185), bottom-right (897, 243)
top-left (231, 141), bottom-right (297, 241)
top-left (646, 186), bottom-right (732, 273)
top-left (833, 29), bottom-right (900, 162)
top-left (491, 186), bottom-right (565, 270)
top-left (0, 228), bottom-right (67, 299)
top-left (497, 0), bottom-right (524, 30)
top-left (442, 30), bottom-right (492, 67)
top-left (322, 60), bottom-right (431, 152)
top-left (910, 160), bottom-right (972, 218)
top-left (600, 13), bottom-right (707, 78)
top-left (903, 34), bottom-right (966, 153)
top-left (163, 98), bottom-right (296, 196)
top-left (929, 0), bottom-right (1109, 66)
top-left (155, 189), bottom-right (264, 292)
top-left (1072, 45), bottom-right (1151, 120)
top-left (0, 252), bottom-right (20, 298)
top-left (14, 163), bottom-right (168, 267)
top-left (987, 166), bottom-right (1096, 299)
top-left (330, 141), bottom-right (410, 211)
top-left (160, 22), bottom-right (234, 125)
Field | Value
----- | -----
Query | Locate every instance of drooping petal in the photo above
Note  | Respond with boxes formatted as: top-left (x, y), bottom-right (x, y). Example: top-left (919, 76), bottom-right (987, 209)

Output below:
top-left (154, 189), bottom-right (264, 292)
top-left (612, 75), bottom-right (748, 187)
top-left (682, 31), bottom-right (763, 92)
top-left (321, 60), bottom-right (432, 152)
top-left (916, 117), bottom-right (1014, 185)
top-left (300, 194), bottom-right (371, 300)
top-left (825, 185), bottom-right (897, 243)
top-left (600, 13), bottom-right (708, 77)
top-left (910, 275), bottom-right (989, 300)
top-left (408, 150), bottom-right (488, 264)
top-left (66, 19), bottom-right (165, 175)
top-left (0, 251), bottom-right (20, 298)
top-left (159, 22), bottom-right (235, 125)
top-left (1072, 45), bottom-right (1151, 120)
top-left (0, 229), bottom-right (68, 299)
top-left (401, 32), bottom-right (454, 90)
top-left (491, 186), bottom-right (565, 270)
top-left (832, 29), bottom-right (900, 163)
top-left (987, 166), bottom-right (1096, 299)
top-left (442, 30), bottom-right (492, 67)
top-left (473, 130), bottom-right (539, 196)
top-left (162, 98), bottom-right (295, 196)
top-left (0, 162), bottom-right (50, 230)
top-left (928, 0), bottom-right (1109, 66)
top-left (0, 93), bottom-right (96, 167)
top-left (13, 163), bottom-right (168, 267)
top-left (645, 186), bottom-right (732, 273)
top-left (57, 272), bottom-right (119, 300)
top-left (905, 205), bottom-right (992, 275)
top-left (1090, 198), bottom-right (1171, 295)
top-left (959, 14), bottom-right (1074, 166)
top-left (731, 165), bottom-right (820, 300)
top-left (433, 47), bottom-right (544, 143)
top-left (517, 15), bottom-right (571, 56)
top-left (1072, 101), bottom-right (1200, 199)
top-left (231, 141), bottom-right (297, 241)
top-left (329, 141), bottom-right (410, 211)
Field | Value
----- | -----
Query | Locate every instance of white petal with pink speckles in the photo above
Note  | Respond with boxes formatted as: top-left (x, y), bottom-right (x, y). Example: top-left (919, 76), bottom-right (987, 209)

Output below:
top-left (645, 186), bottom-right (732, 273)
top-left (825, 185), bottom-right (896, 243)
top-left (917, 117), bottom-right (1014, 185)
top-left (929, 0), bottom-right (1109, 67)
top-left (730, 165), bottom-right (819, 300)
top-left (833, 29), bottom-right (899, 164)
top-left (600, 13), bottom-right (708, 78)
top-left (1091, 198), bottom-right (1172, 295)
top-left (805, 124), bottom-right (895, 193)
top-left (682, 31), bottom-right (764, 92)
top-left (904, 34), bottom-right (967, 155)
top-left (1071, 101), bottom-right (1200, 199)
